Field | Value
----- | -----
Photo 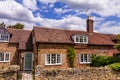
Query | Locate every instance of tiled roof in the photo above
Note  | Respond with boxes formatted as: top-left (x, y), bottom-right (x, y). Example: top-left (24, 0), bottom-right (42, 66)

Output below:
top-left (34, 27), bottom-right (72, 44)
top-left (34, 27), bottom-right (117, 45)
top-left (8, 28), bottom-right (32, 50)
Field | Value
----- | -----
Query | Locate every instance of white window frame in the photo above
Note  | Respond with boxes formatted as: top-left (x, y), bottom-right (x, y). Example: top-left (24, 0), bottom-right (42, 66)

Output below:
top-left (73, 35), bottom-right (88, 44)
top-left (45, 54), bottom-right (62, 65)
top-left (79, 54), bottom-right (91, 64)
top-left (0, 52), bottom-right (10, 62)
top-left (0, 34), bottom-right (10, 42)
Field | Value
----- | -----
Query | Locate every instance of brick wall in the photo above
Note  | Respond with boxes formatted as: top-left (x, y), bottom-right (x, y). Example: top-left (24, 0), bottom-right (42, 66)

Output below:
top-left (0, 43), bottom-right (18, 68)
top-left (37, 43), bottom-right (72, 69)
top-left (37, 43), bottom-right (117, 68)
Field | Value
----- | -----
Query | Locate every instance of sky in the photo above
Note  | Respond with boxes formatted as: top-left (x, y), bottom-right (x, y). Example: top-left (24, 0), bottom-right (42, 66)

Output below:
top-left (0, 0), bottom-right (120, 34)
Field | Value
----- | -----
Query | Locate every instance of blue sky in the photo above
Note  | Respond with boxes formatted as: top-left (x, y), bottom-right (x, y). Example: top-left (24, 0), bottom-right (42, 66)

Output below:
top-left (0, 0), bottom-right (120, 34)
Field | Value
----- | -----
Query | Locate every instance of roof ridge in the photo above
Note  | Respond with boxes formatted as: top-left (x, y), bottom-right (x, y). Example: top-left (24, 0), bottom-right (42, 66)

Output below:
top-left (34, 26), bottom-right (87, 32)
top-left (7, 28), bottom-right (32, 32)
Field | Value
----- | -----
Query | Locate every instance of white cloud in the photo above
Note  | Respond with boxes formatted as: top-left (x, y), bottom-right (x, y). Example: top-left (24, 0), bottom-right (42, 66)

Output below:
top-left (54, 8), bottom-right (63, 14)
top-left (60, 0), bottom-right (108, 11)
top-left (0, 0), bottom-right (43, 30)
top-left (0, 0), bottom-right (39, 23)
top-left (49, 4), bottom-right (54, 8)
top-left (22, 0), bottom-right (38, 11)
top-left (98, 25), bottom-right (120, 34)
top-left (38, 0), bottom-right (57, 4)
top-left (0, 0), bottom-right (120, 35)
top-left (60, 0), bottom-right (120, 17)
top-left (40, 16), bottom-right (86, 31)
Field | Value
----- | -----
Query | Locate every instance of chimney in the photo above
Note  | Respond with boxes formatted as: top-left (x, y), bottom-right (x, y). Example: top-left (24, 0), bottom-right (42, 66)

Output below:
top-left (87, 16), bottom-right (94, 33)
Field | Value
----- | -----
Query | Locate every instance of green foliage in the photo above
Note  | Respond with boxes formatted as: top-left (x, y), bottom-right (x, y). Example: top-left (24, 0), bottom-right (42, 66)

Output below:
top-left (67, 47), bottom-right (76, 67)
top-left (17, 72), bottom-right (22, 80)
top-left (91, 55), bottom-right (120, 67)
top-left (114, 44), bottom-right (120, 51)
top-left (114, 34), bottom-right (120, 52)
top-left (8, 23), bottom-right (24, 29)
top-left (0, 22), bottom-right (5, 28)
top-left (108, 63), bottom-right (120, 71)
top-left (32, 69), bottom-right (35, 80)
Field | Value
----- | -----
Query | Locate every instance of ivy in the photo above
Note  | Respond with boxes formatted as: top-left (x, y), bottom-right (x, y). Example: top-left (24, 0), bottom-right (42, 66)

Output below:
top-left (67, 47), bottom-right (76, 68)
top-left (114, 34), bottom-right (120, 53)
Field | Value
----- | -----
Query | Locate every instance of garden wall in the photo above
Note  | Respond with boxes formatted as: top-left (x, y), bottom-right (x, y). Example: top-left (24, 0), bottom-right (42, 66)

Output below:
top-left (0, 65), bottom-right (19, 80)
top-left (35, 65), bottom-right (120, 80)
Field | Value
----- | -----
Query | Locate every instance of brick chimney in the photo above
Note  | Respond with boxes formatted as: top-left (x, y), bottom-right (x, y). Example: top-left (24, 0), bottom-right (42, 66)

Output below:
top-left (87, 16), bottom-right (94, 33)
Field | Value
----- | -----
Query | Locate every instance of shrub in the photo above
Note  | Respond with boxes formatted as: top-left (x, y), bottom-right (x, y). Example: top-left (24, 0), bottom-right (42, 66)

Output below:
top-left (91, 55), bottom-right (120, 67)
top-left (67, 47), bottom-right (76, 68)
top-left (108, 63), bottom-right (120, 71)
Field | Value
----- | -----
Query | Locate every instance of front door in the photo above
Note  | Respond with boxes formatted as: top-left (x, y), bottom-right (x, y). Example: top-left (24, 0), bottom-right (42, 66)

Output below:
top-left (24, 52), bottom-right (33, 70)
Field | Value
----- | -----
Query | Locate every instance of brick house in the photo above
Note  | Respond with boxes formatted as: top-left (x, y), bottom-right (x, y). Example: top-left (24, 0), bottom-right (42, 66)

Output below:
top-left (0, 16), bottom-right (118, 70)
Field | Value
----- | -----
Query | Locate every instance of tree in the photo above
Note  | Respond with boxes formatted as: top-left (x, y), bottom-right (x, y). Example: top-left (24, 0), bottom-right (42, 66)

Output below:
top-left (0, 22), bottom-right (6, 28)
top-left (8, 23), bottom-right (24, 29)
top-left (114, 34), bottom-right (120, 53)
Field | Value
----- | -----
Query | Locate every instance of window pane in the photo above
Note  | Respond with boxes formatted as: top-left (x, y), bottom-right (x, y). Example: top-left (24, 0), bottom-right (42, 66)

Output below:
top-left (0, 53), bottom-right (4, 61)
top-left (80, 54), bottom-right (83, 62)
top-left (57, 54), bottom-right (61, 63)
top-left (76, 36), bottom-right (79, 42)
top-left (5, 53), bottom-right (10, 61)
top-left (0, 34), bottom-right (9, 41)
top-left (84, 36), bottom-right (87, 42)
top-left (51, 54), bottom-right (56, 64)
top-left (80, 36), bottom-right (83, 42)
top-left (84, 54), bottom-right (87, 62)
top-left (87, 54), bottom-right (91, 62)
top-left (46, 54), bottom-right (61, 65)
top-left (47, 54), bottom-right (50, 64)
top-left (80, 54), bottom-right (92, 63)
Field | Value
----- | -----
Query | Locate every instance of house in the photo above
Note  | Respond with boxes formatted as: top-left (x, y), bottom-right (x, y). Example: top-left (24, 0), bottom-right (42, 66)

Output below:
top-left (0, 16), bottom-right (118, 70)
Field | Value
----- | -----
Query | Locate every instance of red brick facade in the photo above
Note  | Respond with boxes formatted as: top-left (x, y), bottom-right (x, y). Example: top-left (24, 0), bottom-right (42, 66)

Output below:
top-left (0, 16), bottom-right (118, 70)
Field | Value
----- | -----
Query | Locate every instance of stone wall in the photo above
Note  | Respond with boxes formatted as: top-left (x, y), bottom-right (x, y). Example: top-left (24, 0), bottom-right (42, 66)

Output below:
top-left (35, 65), bottom-right (120, 80)
top-left (0, 65), bottom-right (20, 80)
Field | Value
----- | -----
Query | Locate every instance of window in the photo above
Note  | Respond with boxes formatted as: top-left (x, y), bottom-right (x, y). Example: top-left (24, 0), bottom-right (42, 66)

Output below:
top-left (45, 54), bottom-right (62, 65)
top-left (0, 52), bottom-right (10, 62)
top-left (80, 54), bottom-right (91, 64)
top-left (0, 34), bottom-right (9, 42)
top-left (73, 35), bottom-right (88, 44)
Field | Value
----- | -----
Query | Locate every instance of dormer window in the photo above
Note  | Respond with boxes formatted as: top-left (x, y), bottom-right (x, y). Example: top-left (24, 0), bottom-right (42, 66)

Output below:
top-left (0, 34), bottom-right (9, 42)
top-left (0, 28), bottom-right (10, 42)
top-left (72, 35), bottom-right (88, 44)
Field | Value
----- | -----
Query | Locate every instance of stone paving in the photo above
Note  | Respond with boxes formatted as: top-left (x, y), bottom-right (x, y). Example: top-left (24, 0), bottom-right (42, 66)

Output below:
top-left (22, 71), bottom-right (33, 80)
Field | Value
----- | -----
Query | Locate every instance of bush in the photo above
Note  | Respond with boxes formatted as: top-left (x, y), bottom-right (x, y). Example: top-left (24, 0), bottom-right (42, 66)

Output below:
top-left (91, 55), bottom-right (120, 67)
top-left (108, 63), bottom-right (120, 71)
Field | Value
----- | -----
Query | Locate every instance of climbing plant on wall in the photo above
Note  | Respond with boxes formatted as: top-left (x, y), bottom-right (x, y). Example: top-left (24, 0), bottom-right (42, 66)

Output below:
top-left (114, 34), bottom-right (120, 53)
top-left (67, 47), bottom-right (76, 68)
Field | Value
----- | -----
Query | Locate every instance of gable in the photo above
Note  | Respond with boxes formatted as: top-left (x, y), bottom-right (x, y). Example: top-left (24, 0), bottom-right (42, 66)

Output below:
top-left (0, 28), bottom-right (10, 42)
top-left (0, 28), bottom-right (10, 34)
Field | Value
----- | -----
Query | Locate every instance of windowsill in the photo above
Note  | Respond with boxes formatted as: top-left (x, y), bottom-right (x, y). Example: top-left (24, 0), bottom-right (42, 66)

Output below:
top-left (0, 61), bottom-right (10, 63)
top-left (45, 63), bottom-right (62, 66)
top-left (75, 42), bottom-right (88, 44)
top-left (80, 62), bottom-right (91, 64)
top-left (0, 41), bottom-right (9, 42)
